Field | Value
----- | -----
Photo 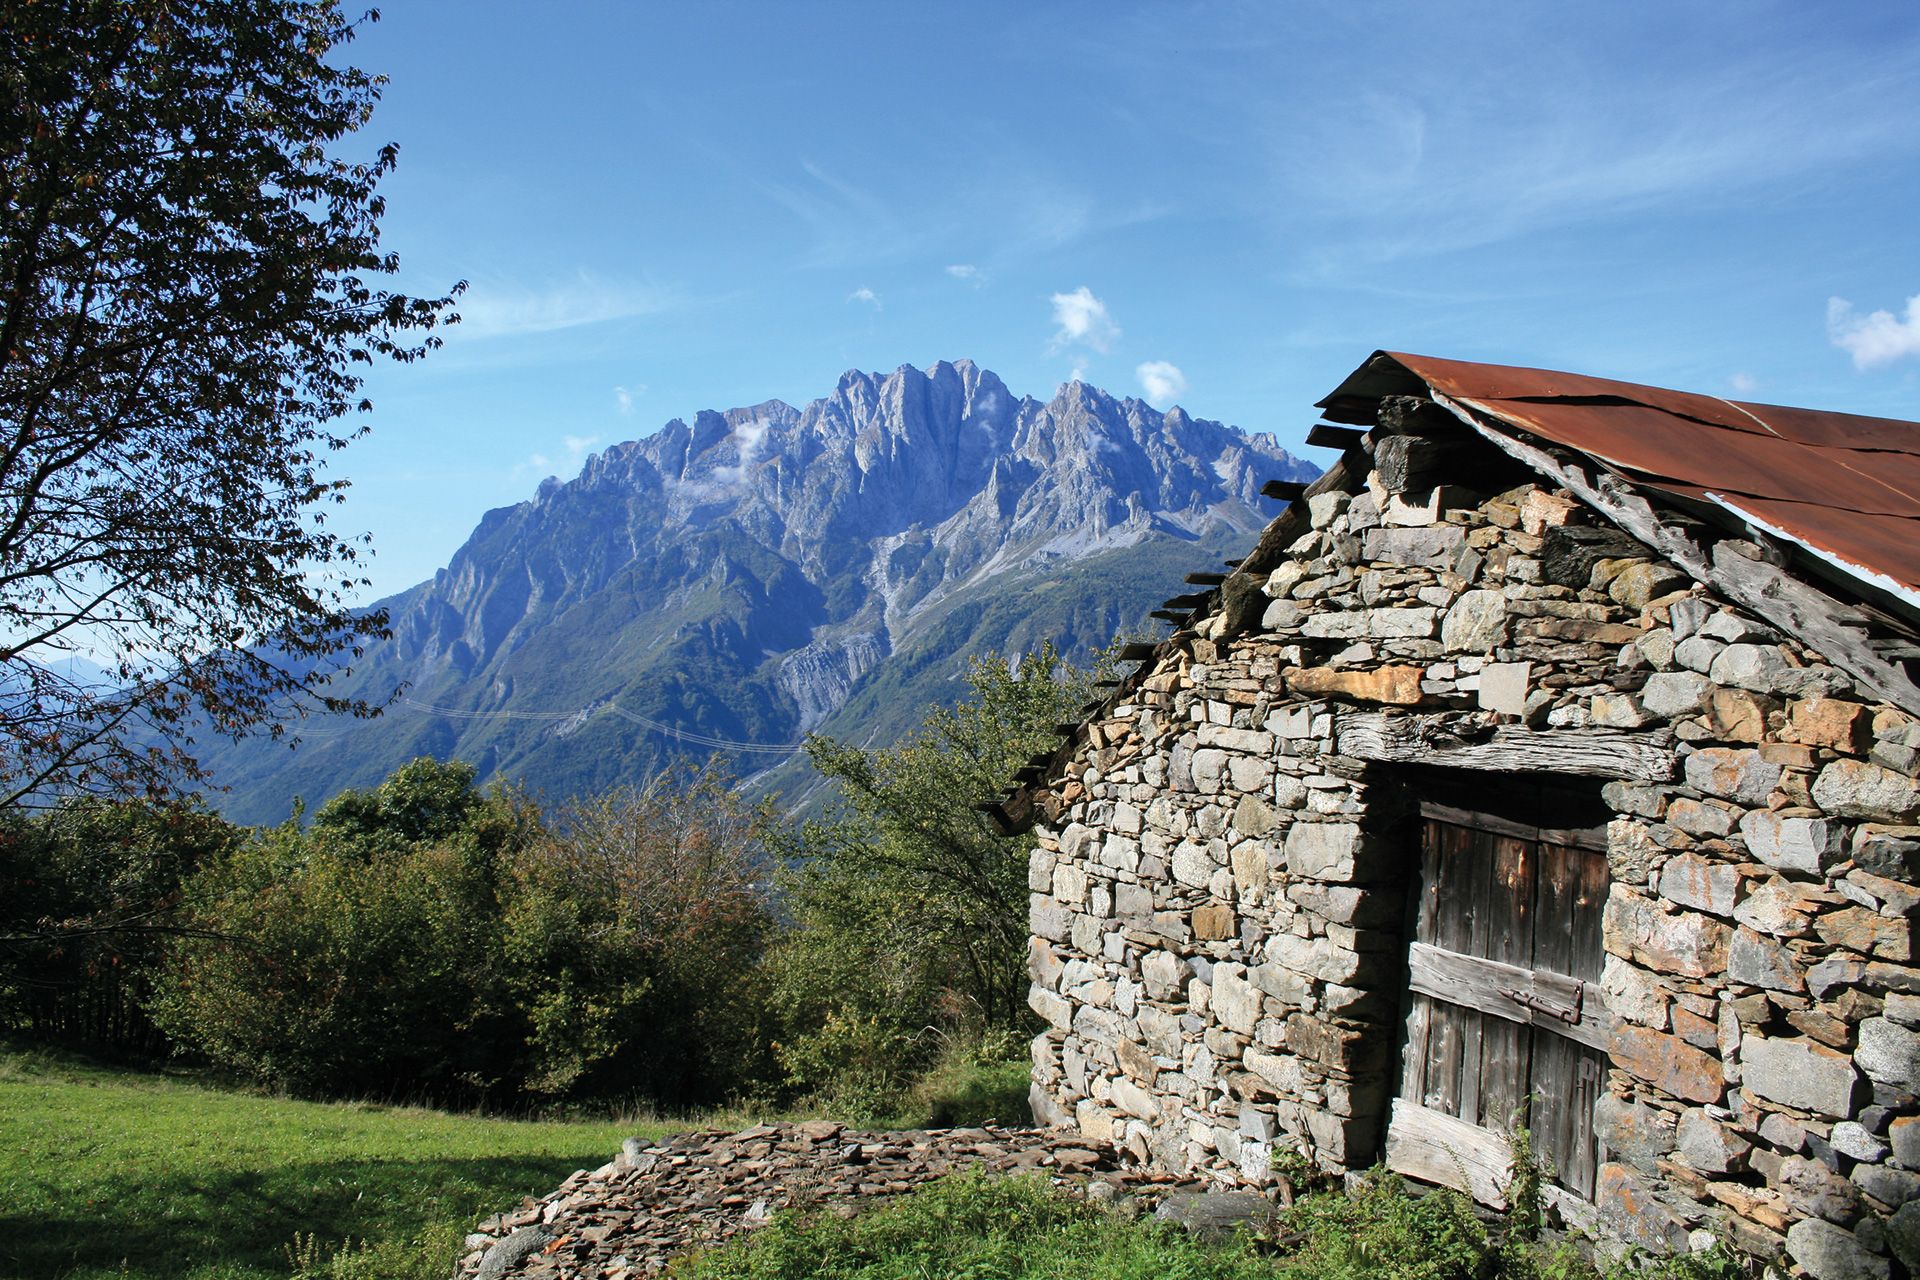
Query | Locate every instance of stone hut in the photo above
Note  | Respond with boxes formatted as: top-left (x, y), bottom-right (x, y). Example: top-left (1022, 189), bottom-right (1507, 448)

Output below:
top-left (993, 351), bottom-right (1920, 1273)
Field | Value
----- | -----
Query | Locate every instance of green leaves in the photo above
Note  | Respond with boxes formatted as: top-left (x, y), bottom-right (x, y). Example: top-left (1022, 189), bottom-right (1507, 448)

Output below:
top-left (772, 645), bottom-right (1109, 1107)
top-left (0, 0), bottom-right (460, 806)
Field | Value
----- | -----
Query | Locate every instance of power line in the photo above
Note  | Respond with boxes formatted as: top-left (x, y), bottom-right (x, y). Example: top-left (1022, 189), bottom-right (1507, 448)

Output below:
top-left (395, 695), bottom-right (804, 755)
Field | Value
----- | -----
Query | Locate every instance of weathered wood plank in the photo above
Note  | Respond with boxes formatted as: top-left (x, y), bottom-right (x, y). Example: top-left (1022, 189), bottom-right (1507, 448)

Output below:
top-left (1570, 844), bottom-right (1610, 984)
top-left (1337, 713), bottom-right (1674, 781)
top-left (1475, 833), bottom-right (1533, 1130)
top-left (1375, 434), bottom-right (1482, 496)
top-left (1306, 422), bottom-right (1365, 451)
top-left (1407, 942), bottom-right (1612, 1053)
top-left (1418, 800), bottom-right (1608, 852)
top-left (1423, 826), bottom-right (1468, 1118)
top-left (1384, 1098), bottom-right (1511, 1209)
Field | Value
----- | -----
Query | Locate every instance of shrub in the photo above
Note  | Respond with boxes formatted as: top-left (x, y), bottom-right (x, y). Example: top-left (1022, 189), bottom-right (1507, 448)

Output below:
top-left (771, 646), bottom-right (1107, 1108)
top-left (152, 757), bottom-right (775, 1107)
top-left (0, 799), bottom-right (240, 1052)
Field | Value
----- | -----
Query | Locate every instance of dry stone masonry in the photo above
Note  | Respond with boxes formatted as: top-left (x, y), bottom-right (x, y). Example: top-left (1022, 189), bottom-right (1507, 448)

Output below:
top-left (1014, 376), bottom-right (1920, 1277)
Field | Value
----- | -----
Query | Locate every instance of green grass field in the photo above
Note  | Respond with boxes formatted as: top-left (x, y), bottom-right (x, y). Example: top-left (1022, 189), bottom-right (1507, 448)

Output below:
top-left (0, 1046), bottom-right (673, 1280)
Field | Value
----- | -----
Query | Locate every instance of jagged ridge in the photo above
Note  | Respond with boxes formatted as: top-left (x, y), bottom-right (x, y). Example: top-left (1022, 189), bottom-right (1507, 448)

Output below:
top-left (200, 360), bottom-right (1318, 821)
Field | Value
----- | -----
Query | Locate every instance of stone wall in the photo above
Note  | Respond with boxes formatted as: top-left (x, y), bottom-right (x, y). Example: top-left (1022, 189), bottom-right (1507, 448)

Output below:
top-left (1026, 458), bottom-right (1920, 1275)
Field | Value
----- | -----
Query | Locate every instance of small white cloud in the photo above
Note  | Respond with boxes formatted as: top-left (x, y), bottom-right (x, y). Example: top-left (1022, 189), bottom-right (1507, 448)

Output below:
top-left (946, 264), bottom-right (983, 285)
top-left (527, 453), bottom-right (550, 471)
top-left (1728, 372), bottom-right (1757, 395)
top-left (1136, 360), bottom-right (1189, 406)
top-left (1049, 286), bottom-right (1120, 353)
top-left (613, 386), bottom-right (634, 415)
top-left (564, 434), bottom-right (599, 458)
top-left (708, 419), bottom-right (773, 488)
top-left (848, 286), bottom-right (882, 310)
top-left (1829, 294), bottom-right (1920, 369)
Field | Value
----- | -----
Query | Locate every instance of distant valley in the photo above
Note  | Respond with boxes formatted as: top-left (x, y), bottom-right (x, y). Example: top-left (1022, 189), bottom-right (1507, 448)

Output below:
top-left (200, 360), bottom-right (1317, 822)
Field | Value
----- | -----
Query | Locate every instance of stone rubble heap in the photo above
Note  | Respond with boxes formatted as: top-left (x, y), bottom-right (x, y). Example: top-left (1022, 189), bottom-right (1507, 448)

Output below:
top-left (453, 1122), bottom-right (1170, 1280)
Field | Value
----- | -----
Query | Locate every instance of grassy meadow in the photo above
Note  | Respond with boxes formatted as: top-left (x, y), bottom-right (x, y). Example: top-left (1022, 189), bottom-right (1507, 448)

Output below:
top-left (0, 1045), bottom-right (670, 1280)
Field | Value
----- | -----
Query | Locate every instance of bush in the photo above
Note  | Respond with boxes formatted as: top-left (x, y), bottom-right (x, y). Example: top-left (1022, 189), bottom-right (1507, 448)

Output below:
top-left (0, 799), bottom-right (240, 1052)
top-left (771, 646), bottom-right (1107, 1109)
top-left (153, 757), bottom-right (775, 1106)
top-left (502, 768), bottom-right (776, 1104)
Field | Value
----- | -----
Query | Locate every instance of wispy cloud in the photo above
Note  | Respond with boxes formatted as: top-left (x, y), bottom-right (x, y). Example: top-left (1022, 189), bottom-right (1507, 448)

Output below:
top-left (1136, 360), bottom-right (1188, 406)
top-left (1828, 294), bottom-right (1920, 369)
top-left (453, 273), bottom-right (676, 339)
top-left (1274, 39), bottom-right (1920, 270)
top-left (1728, 372), bottom-right (1758, 395)
top-left (946, 264), bottom-right (984, 286)
top-left (613, 386), bottom-right (636, 415)
top-left (1049, 286), bottom-right (1120, 353)
top-left (848, 286), bottom-right (883, 310)
top-left (564, 434), bottom-right (599, 458)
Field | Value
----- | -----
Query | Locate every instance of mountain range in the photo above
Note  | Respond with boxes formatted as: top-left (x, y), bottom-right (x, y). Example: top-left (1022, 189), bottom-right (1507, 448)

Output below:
top-left (200, 359), bottom-right (1317, 823)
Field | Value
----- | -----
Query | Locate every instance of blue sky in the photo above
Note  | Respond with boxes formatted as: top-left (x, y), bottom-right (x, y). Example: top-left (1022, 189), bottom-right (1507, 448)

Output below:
top-left (336, 1), bottom-right (1920, 601)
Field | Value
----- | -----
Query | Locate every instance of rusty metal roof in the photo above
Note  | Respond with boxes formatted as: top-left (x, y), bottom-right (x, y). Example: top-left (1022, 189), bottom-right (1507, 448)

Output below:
top-left (1318, 351), bottom-right (1920, 612)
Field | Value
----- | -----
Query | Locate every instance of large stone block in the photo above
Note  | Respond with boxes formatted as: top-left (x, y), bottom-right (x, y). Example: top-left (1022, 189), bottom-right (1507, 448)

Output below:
top-left (1814, 760), bottom-right (1920, 821)
top-left (1029, 985), bottom-right (1073, 1030)
top-left (1740, 810), bottom-right (1844, 875)
top-left (1197, 723), bottom-right (1274, 755)
top-left (1684, 747), bottom-right (1784, 805)
top-left (1231, 795), bottom-right (1275, 837)
top-left (1787, 1219), bottom-right (1890, 1280)
top-left (1656, 853), bottom-right (1742, 916)
top-left (1477, 661), bottom-right (1531, 715)
top-left (1190, 749), bottom-right (1228, 795)
top-left (1243, 1047), bottom-right (1303, 1095)
top-left (1610, 1023), bottom-right (1723, 1104)
top-left (1440, 589), bottom-right (1508, 652)
top-left (1710, 642), bottom-right (1800, 695)
top-left (1268, 932), bottom-right (1363, 984)
top-left (1109, 1073), bottom-right (1160, 1121)
top-left (1787, 698), bottom-right (1875, 753)
top-left (1594, 1094), bottom-right (1677, 1167)
top-left (1192, 903), bottom-right (1236, 941)
top-left (1641, 671), bottom-right (1712, 718)
top-left (1728, 926), bottom-right (1805, 993)
top-left (1284, 822), bottom-right (1362, 882)
top-left (1211, 963), bottom-right (1261, 1035)
top-left (1742, 1034), bottom-right (1860, 1115)
top-left (1605, 887), bottom-right (1730, 978)
top-left (1676, 1107), bottom-right (1751, 1174)
top-left (1858, 1017), bottom-right (1920, 1092)
top-left (1367, 607), bottom-right (1437, 638)
top-left (1596, 1162), bottom-right (1690, 1254)
top-left (1284, 665), bottom-right (1425, 705)
top-left (1141, 949), bottom-right (1189, 1001)
top-left (1362, 525), bottom-right (1466, 570)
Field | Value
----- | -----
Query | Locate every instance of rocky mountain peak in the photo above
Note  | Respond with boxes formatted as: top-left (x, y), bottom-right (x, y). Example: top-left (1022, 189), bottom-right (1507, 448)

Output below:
top-left (200, 361), bottom-right (1319, 824)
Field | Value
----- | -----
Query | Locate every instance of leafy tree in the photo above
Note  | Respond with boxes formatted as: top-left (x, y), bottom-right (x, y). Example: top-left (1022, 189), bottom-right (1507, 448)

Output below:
top-left (774, 645), bottom-right (1107, 1106)
top-left (154, 758), bottom-right (774, 1106)
top-left (505, 766), bottom-right (776, 1102)
top-left (0, 0), bottom-right (460, 806)
top-left (0, 798), bottom-right (240, 1049)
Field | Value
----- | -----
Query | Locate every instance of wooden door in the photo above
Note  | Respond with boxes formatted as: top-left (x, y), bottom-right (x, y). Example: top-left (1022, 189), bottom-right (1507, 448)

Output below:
top-left (1385, 798), bottom-right (1612, 1204)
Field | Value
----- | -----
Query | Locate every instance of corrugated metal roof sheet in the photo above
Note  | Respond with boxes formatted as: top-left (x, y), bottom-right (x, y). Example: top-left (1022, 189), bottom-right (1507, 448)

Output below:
top-left (1319, 351), bottom-right (1920, 610)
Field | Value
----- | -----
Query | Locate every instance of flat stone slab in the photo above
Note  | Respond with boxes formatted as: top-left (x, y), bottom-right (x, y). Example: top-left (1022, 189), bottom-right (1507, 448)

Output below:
top-left (1152, 1190), bottom-right (1277, 1241)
